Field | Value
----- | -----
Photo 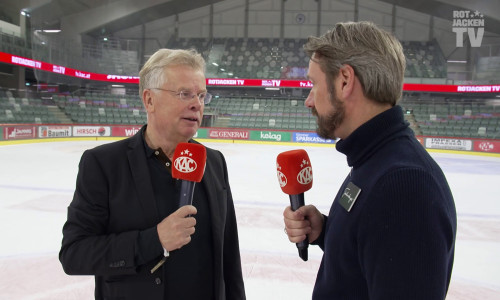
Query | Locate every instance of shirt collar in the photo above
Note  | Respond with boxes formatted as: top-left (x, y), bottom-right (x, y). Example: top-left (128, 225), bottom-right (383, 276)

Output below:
top-left (336, 105), bottom-right (409, 167)
top-left (141, 127), bottom-right (172, 169)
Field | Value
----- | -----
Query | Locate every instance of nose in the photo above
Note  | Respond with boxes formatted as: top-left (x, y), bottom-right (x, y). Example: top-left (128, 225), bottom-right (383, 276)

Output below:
top-left (188, 96), bottom-right (203, 110)
top-left (304, 91), bottom-right (314, 108)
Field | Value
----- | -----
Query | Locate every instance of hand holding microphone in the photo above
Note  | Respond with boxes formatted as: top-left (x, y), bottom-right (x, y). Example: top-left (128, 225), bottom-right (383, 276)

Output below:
top-left (157, 142), bottom-right (206, 255)
top-left (157, 205), bottom-right (197, 252)
top-left (276, 149), bottom-right (313, 261)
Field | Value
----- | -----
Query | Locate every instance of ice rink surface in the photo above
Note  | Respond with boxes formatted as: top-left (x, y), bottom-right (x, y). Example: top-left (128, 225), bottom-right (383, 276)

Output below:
top-left (0, 138), bottom-right (499, 299)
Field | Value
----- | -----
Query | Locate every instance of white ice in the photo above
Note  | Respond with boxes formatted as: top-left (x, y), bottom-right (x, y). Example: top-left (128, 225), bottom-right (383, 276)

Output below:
top-left (0, 139), bottom-right (499, 299)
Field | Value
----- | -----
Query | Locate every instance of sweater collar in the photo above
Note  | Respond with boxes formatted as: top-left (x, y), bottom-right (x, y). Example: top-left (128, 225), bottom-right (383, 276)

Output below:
top-left (335, 105), bottom-right (409, 167)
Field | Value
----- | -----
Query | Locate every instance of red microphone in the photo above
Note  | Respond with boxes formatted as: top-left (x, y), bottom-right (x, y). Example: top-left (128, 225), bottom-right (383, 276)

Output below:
top-left (277, 149), bottom-right (313, 261)
top-left (172, 142), bottom-right (207, 207)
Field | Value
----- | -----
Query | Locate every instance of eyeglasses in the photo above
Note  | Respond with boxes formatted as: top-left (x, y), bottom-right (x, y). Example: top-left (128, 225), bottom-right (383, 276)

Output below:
top-left (149, 88), bottom-right (212, 105)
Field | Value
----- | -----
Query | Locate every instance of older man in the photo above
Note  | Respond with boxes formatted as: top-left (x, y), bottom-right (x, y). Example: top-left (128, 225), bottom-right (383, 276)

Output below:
top-left (60, 49), bottom-right (246, 300)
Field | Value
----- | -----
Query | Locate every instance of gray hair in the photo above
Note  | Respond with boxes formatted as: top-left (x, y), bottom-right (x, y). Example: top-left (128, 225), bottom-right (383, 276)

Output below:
top-left (304, 21), bottom-right (406, 105)
top-left (139, 48), bottom-right (206, 96)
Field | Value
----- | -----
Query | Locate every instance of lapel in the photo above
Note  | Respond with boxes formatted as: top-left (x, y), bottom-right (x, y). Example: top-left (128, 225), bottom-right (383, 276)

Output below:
top-left (127, 126), bottom-right (160, 224)
top-left (200, 150), bottom-right (225, 296)
top-left (200, 147), bottom-right (224, 250)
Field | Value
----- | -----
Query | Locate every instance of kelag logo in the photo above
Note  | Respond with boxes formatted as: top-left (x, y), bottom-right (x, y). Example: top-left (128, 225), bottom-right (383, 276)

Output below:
top-left (452, 10), bottom-right (484, 47)
top-left (250, 131), bottom-right (291, 142)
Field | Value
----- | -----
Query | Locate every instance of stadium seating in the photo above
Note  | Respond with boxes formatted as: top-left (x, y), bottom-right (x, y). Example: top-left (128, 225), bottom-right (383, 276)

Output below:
top-left (54, 93), bottom-right (147, 125)
top-left (401, 99), bottom-right (500, 139)
top-left (0, 91), bottom-right (60, 124)
top-left (0, 31), bottom-right (447, 81)
top-left (166, 37), bottom-right (446, 80)
top-left (2, 85), bottom-right (499, 139)
top-left (1, 31), bottom-right (498, 138)
top-left (403, 40), bottom-right (447, 78)
top-left (206, 96), bottom-right (314, 130)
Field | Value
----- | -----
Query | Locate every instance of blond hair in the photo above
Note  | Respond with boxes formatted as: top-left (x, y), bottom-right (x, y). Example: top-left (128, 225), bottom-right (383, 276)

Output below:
top-left (139, 48), bottom-right (206, 96)
top-left (304, 21), bottom-right (406, 105)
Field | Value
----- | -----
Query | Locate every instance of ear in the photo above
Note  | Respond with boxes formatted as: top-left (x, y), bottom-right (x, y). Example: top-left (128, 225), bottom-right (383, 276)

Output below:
top-left (337, 65), bottom-right (356, 98)
top-left (142, 89), bottom-right (155, 112)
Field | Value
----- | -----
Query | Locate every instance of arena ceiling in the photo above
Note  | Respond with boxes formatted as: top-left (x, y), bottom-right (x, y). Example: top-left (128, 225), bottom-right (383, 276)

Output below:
top-left (2, 0), bottom-right (500, 36)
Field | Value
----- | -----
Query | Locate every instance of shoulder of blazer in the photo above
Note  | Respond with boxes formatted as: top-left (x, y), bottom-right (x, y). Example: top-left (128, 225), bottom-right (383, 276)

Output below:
top-left (189, 139), bottom-right (223, 164)
top-left (83, 126), bottom-right (144, 160)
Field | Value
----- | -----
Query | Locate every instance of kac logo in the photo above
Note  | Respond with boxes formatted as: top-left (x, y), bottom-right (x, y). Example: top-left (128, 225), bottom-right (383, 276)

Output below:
top-left (297, 166), bottom-right (313, 185)
top-left (277, 170), bottom-right (287, 188)
top-left (478, 142), bottom-right (494, 152)
top-left (174, 156), bottom-right (198, 173)
top-left (296, 159), bottom-right (313, 185)
top-left (452, 10), bottom-right (484, 47)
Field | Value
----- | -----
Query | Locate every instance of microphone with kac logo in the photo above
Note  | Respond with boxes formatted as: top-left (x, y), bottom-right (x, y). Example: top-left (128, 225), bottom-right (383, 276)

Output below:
top-left (172, 142), bottom-right (207, 207)
top-left (276, 149), bottom-right (313, 261)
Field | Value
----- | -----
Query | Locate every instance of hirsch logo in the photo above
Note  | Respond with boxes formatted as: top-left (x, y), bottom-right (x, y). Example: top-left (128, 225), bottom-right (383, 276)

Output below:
top-left (297, 159), bottom-right (313, 185)
top-left (173, 150), bottom-right (198, 173)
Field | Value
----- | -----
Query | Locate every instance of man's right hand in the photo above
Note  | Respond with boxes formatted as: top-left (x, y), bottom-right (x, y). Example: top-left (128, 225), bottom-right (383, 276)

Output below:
top-left (283, 204), bottom-right (324, 244)
top-left (157, 205), bottom-right (197, 251)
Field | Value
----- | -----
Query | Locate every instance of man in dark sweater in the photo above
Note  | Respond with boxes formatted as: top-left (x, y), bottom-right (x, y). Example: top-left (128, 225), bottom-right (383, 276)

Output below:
top-left (283, 21), bottom-right (456, 299)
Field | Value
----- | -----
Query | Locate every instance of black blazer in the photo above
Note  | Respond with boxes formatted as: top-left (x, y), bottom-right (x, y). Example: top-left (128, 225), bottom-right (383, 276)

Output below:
top-left (59, 126), bottom-right (246, 300)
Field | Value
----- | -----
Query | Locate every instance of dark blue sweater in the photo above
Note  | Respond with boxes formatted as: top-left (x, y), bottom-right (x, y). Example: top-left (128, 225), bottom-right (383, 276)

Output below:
top-left (312, 106), bottom-right (456, 300)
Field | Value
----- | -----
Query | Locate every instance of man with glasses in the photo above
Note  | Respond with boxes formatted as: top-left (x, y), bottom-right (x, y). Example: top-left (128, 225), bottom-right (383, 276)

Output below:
top-left (60, 48), bottom-right (246, 300)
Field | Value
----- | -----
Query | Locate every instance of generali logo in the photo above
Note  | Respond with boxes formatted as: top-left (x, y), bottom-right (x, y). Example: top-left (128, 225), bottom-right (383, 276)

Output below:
top-left (209, 130), bottom-right (249, 139)
top-left (173, 149), bottom-right (198, 173)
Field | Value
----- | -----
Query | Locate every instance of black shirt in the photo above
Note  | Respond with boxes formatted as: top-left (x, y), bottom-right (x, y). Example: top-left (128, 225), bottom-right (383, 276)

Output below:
top-left (140, 132), bottom-right (215, 300)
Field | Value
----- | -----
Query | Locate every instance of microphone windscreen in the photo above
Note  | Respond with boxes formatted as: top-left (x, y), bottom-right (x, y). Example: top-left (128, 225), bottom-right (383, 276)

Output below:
top-left (276, 149), bottom-right (313, 195)
top-left (172, 142), bottom-right (207, 182)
